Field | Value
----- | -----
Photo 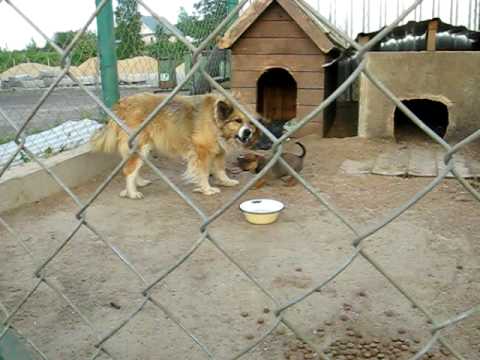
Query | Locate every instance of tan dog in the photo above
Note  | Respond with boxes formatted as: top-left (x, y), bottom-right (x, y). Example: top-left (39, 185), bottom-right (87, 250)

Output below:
top-left (237, 142), bottom-right (306, 188)
top-left (91, 92), bottom-right (256, 199)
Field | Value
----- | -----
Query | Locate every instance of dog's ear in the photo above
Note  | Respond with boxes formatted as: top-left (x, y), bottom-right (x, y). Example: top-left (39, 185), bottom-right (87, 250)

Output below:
top-left (215, 99), bottom-right (234, 122)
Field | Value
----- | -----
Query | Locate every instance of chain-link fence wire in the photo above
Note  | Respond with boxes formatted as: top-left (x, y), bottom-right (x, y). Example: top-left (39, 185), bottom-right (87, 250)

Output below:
top-left (0, 1), bottom-right (234, 169)
top-left (0, 0), bottom-right (104, 168)
top-left (1, 0), bottom-right (479, 359)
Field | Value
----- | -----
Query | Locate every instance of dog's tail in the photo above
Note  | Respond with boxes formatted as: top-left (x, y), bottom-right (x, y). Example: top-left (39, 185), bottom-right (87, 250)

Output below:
top-left (90, 121), bottom-right (119, 154)
top-left (295, 142), bottom-right (306, 159)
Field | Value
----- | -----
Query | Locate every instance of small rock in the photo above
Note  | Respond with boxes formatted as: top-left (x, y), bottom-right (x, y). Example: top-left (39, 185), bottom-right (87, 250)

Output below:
top-left (263, 307), bottom-right (270, 314)
top-left (357, 290), bottom-right (367, 297)
top-left (398, 328), bottom-right (406, 335)
top-left (325, 320), bottom-right (333, 326)
top-left (241, 311), bottom-right (249, 318)
top-left (257, 318), bottom-right (265, 325)
top-left (440, 348), bottom-right (450, 356)
top-left (340, 315), bottom-right (349, 322)
top-left (245, 334), bottom-right (255, 340)
top-left (384, 310), bottom-right (395, 317)
top-left (295, 267), bottom-right (302, 272)
top-left (109, 301), bottom-right (121, 310)
top-left (456, 265), bottom-right (464, 270)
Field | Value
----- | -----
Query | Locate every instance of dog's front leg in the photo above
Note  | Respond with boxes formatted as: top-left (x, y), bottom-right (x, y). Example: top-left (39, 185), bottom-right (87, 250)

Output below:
top-left (212, 153), bottom-right (239, 187)
top-left (186, 150), bottom-right (220, 196)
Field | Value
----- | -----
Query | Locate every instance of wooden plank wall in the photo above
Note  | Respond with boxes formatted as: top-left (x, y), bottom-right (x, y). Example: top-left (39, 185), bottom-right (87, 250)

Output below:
top-left (230, 2), bottom-right (326, 135)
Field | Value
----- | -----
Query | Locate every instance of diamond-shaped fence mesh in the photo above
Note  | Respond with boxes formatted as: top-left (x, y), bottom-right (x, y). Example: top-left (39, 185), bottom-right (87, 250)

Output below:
top-left (0, 0), bottom-right (230, 169)
top-left (0, 0), bottom-right (479, 359)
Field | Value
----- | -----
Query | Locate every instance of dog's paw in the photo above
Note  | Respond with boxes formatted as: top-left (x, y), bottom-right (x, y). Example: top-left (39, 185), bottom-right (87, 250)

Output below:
top-left (136, 178), bottom-right (152, 188)
top-left (193, 186), bottom-right (220, 195)
top-left (220, 178), bottom-right (239, 187)
top-left (120, 189), bottom-right (144, 199)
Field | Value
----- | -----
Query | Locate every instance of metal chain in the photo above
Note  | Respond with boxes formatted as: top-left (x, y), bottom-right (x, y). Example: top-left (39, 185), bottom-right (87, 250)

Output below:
top-left (1, 0), bottom-right (478, 359)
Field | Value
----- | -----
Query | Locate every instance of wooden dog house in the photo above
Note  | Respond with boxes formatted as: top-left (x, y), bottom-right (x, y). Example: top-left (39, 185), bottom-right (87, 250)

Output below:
top-left (219, 0), bottom-right (339, 137)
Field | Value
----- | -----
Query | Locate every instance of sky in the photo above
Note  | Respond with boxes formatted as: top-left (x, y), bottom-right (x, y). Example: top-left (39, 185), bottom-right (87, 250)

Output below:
top-left (0, 0), bottom-right (476, 51)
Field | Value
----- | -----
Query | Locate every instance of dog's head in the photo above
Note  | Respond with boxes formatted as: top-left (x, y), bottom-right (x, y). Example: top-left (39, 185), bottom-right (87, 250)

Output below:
top-left (253, 118), bottom-right (288, 150)
top-left (215, 98), bottom-right (256, 146)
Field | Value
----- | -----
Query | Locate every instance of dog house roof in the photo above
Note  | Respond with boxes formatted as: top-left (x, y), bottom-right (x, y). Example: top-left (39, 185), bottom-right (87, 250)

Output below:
top-left (218, 0), bottom-right (345, 53)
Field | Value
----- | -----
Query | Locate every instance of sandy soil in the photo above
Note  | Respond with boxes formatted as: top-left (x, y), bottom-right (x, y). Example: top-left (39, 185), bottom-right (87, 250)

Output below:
top-left (1, 136), bottom-right (479, 360)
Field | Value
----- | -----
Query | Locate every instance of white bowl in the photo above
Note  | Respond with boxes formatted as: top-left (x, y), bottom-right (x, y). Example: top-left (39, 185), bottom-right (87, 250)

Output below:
top-left (239, 199), bottom-right (285, 225)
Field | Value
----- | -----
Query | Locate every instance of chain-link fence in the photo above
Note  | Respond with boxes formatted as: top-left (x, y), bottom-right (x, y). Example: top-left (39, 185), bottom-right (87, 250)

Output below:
top-left (2, 0), bottom-right (478, 168)
top-left (0, 0), bottom-right (232, 168)
top-left (1, 0), bottom-right (479, 359)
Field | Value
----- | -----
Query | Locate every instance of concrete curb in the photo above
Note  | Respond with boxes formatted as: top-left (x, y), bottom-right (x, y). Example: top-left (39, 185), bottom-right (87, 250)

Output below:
top-left (0, 145), bottom-right (117, 213)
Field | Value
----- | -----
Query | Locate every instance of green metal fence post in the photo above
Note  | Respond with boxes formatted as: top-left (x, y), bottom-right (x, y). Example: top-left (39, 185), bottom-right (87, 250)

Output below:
top-left (95, 0), bottom-right (120, 108)
top-left (225, 0), bottom-right (238, 85)
top-left (226, 0), bottom-right (239, 15)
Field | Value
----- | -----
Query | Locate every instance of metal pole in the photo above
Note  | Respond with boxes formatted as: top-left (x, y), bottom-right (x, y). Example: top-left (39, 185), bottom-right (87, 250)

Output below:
top-left (384, 0), bottom-right (388, 25)
top-left (379, 0), bottom-right (383, 27)
top-left (95, 0), bottom-right (119, 109)
top-left (333, 0), bottom-right (337, 27)
top-left (469, 0), bottom-right (473, 28)
top-left (227, 0), bottom-right (239, 16)
top-left (450, 0), bottom-right (454, 23)
top-left (362, 0), bottom-right (366, 32)
top-left (367, 0), bottom-right (370, 31)
top-left (476, 0), bottom-right (479, 30)
top-left (455, 0), bottom-right (459, 25)
top-left (350, 0), bottom-right (354, 37)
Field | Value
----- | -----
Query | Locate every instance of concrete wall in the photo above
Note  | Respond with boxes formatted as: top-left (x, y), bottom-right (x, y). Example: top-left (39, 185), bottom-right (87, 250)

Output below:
top-left (358, 52), bottom-right (480, 140)
top-left (0, 145), bottom-right (117, 213)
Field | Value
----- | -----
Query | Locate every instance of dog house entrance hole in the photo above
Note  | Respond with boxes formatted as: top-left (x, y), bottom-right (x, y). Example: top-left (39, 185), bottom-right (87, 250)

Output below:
top-left (394, 99), bottom-right (449, 142)
top-left (257, 68), bottom-right (297, 122)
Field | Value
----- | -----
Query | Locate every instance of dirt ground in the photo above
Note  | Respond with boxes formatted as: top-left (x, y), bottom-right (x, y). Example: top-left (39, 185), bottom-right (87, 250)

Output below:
top-left (1, 136), bottom-right (479, 360)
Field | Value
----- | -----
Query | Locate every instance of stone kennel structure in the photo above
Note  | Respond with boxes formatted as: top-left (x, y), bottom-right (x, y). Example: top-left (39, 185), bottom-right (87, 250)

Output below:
top-left (338, 19), bottom-right (480, 141)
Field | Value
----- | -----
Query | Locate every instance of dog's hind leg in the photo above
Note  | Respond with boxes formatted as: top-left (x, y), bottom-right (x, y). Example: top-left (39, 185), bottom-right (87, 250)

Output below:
top-left (120, 143), bottom-right (151, 199)
top-left (212, 152), bottom-right (239, 187)
top-left (135, 145), bottom-right (152, 188)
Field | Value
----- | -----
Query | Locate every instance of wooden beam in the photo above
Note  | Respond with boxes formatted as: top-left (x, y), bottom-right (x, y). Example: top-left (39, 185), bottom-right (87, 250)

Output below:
top-left (426, 19), bottom-right (439, 51)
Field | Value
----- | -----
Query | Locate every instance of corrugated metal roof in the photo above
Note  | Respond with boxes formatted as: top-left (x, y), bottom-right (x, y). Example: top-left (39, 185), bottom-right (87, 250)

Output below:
top-left (333, 19), bottom-right (480, 101)
top-left (357, 18), bottom-right (480, 52)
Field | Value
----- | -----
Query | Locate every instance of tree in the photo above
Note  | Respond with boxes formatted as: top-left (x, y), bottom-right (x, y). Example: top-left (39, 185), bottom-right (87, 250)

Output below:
top-left (47, 31), bottom-right (97, 66)
top-left (115, 0), bottom-right (144, 59)
top-left (192, 0), bottom-right (228, 39)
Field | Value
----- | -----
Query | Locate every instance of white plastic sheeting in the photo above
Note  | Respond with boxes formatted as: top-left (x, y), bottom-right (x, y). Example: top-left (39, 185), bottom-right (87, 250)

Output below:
top-left (0, 119), bottom-right (103, 168)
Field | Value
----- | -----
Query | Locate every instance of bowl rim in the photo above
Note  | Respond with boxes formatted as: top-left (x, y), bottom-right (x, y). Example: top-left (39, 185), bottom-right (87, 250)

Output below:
top-left (239, 198), bottom-right (285, 215)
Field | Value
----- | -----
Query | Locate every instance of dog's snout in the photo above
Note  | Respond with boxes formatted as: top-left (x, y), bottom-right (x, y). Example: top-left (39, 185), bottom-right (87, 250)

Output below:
top-left (242, 129), bottom-right (252, 139)
top-left (237, 126), bottom-right (253, 143)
